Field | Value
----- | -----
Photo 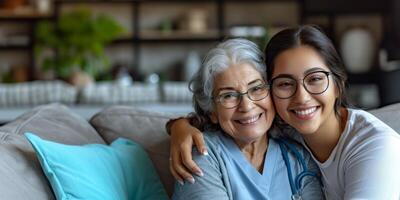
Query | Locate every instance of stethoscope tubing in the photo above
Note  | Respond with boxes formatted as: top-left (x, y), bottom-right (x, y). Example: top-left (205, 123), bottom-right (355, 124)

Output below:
top-left (274, 138), bottom-right (320, 197)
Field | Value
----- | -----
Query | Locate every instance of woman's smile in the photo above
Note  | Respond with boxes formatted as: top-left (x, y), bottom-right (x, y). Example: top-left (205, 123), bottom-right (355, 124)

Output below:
top-left (290, 106), bottom-right (320, 120)
top-left (234, 113), bottom-right (263, 125)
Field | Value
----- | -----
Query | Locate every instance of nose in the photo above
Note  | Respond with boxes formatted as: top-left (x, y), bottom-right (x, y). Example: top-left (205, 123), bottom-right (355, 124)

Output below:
top-left (237, 94), bottom-right (254, 112)
top-left (293, 84), bottom-right (312, 104)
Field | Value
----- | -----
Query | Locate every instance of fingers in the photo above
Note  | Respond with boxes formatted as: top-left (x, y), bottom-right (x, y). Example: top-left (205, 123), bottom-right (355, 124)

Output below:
top-left (193, 132), bottom-right (208, 156)
top-left (180, 143), bottom-right (204, 177)
top-left (170, 147), bottom-right (195, 184)
top-left (168, 118), bottom-right (207, 185)
top-left (169, 157), bottom-right (184, 186)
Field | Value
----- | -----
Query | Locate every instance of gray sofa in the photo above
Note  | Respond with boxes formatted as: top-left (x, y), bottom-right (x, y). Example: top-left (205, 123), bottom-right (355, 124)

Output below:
top-left (0, 103), bottom-right (399, 199)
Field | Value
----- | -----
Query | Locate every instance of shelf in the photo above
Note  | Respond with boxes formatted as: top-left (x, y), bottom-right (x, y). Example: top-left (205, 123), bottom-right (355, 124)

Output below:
top-left (304, 10), bottom-right (383, 16)
top-left (55, 0), bottom-right (136, 4)
top-left (0, 46), bottom-right (29, 51)
top-left (0, 8), bottom-right (52, 21)
top-left (225, 0), bottom-right (294, 2)
top-left (111, 34), bottom-right (133, 44)
top-left (55, 0), bottom-right (291, 3)
top-left (302, 0), bottom-right (386, 14)
top-left (0, 43), bottom-right (31, 50)
top-left (109, 32), bottom-right (222, 44)
top-left (144, 0), bottom-right (294, 2)
top-left (138, 30), bottom-right (221, 43)
top-left (55, 0), bottom-right (215, 3)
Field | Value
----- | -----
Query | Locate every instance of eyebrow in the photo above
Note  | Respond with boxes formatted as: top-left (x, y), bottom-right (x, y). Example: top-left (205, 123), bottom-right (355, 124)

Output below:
top-left (216, 79), bottom-right (263, 92)
top-left (273, 67), bottom-right (327, 79)
top-left (304, 67), bottom-right (327, 74)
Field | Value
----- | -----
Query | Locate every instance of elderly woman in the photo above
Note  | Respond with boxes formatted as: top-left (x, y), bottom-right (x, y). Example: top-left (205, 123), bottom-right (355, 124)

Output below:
top-left (171, 38), bottom-right (324, 200)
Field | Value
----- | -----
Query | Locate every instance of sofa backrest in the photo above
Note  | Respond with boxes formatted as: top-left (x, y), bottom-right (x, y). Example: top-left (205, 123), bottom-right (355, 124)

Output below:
top-left (369, 102), bottom-right (400, 133)
top-left (90, 106), bottom-right (179, 197)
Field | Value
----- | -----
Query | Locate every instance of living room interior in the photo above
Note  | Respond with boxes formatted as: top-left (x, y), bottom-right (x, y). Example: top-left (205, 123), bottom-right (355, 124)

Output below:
top-left (0, 0), bottom-right (399, 122)
top-left (1, 1), bottom-right (400, 199)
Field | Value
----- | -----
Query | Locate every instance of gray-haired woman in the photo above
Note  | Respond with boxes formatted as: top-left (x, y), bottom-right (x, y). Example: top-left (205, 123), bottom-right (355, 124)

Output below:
top-left (171, 38), bottom-right (324, 200)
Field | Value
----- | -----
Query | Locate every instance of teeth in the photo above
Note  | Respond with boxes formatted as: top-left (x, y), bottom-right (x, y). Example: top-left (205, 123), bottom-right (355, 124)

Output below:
top-left (238, 115), bottom-right (260, 124)
top-left (294, 107), bottom-right (317, 116)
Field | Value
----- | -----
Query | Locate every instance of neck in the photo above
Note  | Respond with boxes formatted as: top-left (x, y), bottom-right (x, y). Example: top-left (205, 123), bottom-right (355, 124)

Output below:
top-left (303, 107), bottom-right (348, 162)
top-left (235, 134), bottom-right (268, 172)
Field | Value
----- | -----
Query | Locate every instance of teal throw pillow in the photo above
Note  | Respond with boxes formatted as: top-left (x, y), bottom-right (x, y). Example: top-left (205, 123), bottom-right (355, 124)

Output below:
top-left (25, 132), bottom-right (168, 200)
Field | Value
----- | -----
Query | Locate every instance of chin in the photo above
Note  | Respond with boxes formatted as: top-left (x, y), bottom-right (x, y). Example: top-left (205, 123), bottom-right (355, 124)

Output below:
top-left (238, 131), bottom-right (266, 142)
top-left (292, 124), bottom-right (319, 136)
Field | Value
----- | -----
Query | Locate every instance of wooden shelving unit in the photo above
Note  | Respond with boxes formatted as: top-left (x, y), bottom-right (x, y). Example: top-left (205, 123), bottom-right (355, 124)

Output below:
top-left (51, 0), bottom-right (225, 75)
top-left (0, 0), bottom-right (300, 81)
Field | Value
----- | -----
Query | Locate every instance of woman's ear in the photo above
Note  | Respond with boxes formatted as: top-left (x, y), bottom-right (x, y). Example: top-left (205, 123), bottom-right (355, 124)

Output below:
top-left (210, 112), bottom-right (218, 124)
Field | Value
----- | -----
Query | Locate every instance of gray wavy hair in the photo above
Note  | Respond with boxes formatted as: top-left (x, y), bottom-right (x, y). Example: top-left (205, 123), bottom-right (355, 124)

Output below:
top-left (188, 38), bottom-right (266, 130)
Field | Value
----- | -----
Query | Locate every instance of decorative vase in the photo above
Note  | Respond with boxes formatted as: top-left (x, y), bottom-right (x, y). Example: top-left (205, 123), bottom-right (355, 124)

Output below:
top-left (187, 9), bottom-right (207, 33)
top-left (340, 27), bottom-right (375, 73)
top-left (36, 0), bottom-right (51, 13)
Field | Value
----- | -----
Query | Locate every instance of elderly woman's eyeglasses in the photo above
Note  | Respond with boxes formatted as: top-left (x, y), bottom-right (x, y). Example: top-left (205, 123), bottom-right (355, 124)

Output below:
top-left (214, 84), bottom-right (270, 109)
top-left (270, 71), bottom-right (331, 99)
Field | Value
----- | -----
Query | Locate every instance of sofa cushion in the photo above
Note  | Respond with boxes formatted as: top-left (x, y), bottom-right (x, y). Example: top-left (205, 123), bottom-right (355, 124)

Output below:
top-left (0, 104), bottom-right (105, 200)
top-left (25, 133), bottom-right (168, 200)
top-left (89, 106), bottom-right (178, 197)
top-left (369, 102), bottom-right (400, 133)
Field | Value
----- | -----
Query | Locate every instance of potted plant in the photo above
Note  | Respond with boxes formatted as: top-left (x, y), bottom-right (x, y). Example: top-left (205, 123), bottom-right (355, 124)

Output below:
top-left (35, 8), bottom-right (125, 86)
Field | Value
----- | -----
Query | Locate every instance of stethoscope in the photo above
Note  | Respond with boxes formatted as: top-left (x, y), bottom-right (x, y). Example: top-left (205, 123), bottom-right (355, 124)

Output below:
top-left (273, 138), bottom-right (321, 200)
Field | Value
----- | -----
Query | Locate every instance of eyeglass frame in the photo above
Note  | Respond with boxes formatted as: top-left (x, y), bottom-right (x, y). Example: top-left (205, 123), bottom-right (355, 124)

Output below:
top-left (213, 83), bottom-right (270, 109)
top-left (270, 70), bottom-right (331, 99)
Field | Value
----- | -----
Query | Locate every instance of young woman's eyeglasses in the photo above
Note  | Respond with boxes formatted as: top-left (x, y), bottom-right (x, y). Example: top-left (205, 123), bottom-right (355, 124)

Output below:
top-left (270, 71), bottom-right (331, 99)
top-left (214, 84), bottom-right (270, 109)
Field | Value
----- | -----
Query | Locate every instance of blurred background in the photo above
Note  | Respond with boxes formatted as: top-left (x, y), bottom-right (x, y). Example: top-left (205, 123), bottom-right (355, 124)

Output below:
top-left (0, 0), bottom-right (399, 121)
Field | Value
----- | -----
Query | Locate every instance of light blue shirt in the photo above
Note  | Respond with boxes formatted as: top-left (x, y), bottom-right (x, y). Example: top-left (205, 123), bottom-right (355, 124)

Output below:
top-left (172, 129), bottom-right (324, 200)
